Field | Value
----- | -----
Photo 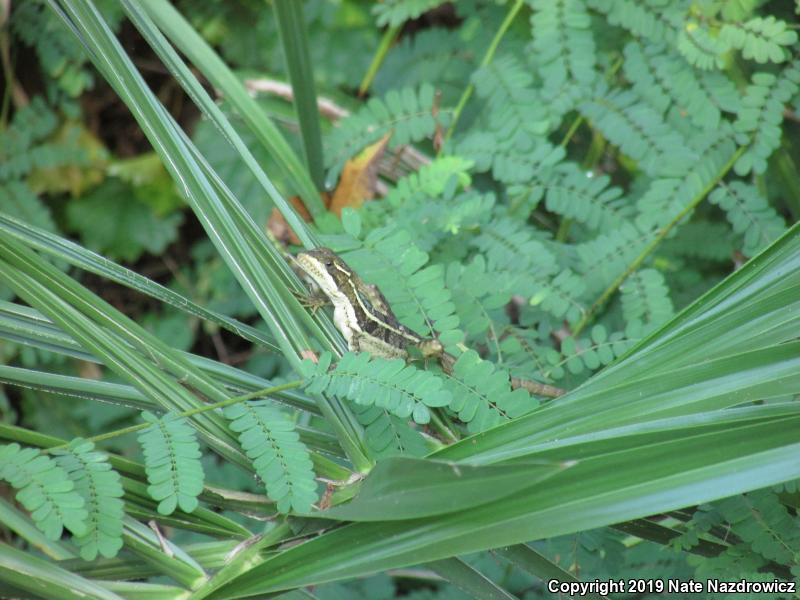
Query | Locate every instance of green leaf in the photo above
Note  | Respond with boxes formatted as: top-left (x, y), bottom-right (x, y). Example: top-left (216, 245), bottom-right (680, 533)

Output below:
top-left (733, 62), bottom-right (800, 175)
top-left (326, 84), bottom-right (448, 182)
top-left (322, 457), bottom-right (569, 521)
top-left (0, 542), bottom-right (124, 600)
top-left (529, 0), bottom-right (597, 89)
top-left (352, 405), bottom-right (429, 459)
top-left (138, 411), bottom-right (204, 515)
top-left (709, 182), bottom-right (786, 257)
top-left (720, 16), bottom-right (797, 64)
top-left (620, 269), bottom-right (675, 334)
top-left (0, 182), bottom-right (56, 233)
top-left (447, 350), bottom-right (538, 432)
top-left (372, 0), bottom-right (449, 28)
top-left (676, 22), bottom-right (729, 70)
top-left (303, 352), bottom-right (452, 425)
top-left (580, 86), bottom-right (694, 177)
top-left (213, 407), bottom-right (800, 595)
top-left (0, 443), bottom-right (87, 540)
top-left (52, 439), bottom-right (124, 560)
top-left (223, 401), bottom-right (318, 513)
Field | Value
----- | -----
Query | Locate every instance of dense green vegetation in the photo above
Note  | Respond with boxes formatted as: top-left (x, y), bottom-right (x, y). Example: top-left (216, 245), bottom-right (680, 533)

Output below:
top-left (1, 0), bottom-right (800, 598)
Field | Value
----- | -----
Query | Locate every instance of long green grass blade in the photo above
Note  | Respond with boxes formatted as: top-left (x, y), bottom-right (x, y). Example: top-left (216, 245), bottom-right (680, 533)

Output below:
top-left (0, 212), bottom-right (280, 351)
top-left (273, 0), bottom-right (325, 190)
top-left (494, 545), bottom-right (607, 600)
top-left (48, 0), bottom-right (368, 467)
top-left (0, 498), bottom-right (75, 561)
top-left (140, 0), bottom-right (325, 218)
top-left (0, 542), bottom-right (123, 600)
top-left (119, 1), bottom-right (317, 247)
top-left (50, 0), bottom-right (306, 363)
top-left (0, 300), bottom-right (320, 414)
top-left (427, 558), bottom-right (518, 600)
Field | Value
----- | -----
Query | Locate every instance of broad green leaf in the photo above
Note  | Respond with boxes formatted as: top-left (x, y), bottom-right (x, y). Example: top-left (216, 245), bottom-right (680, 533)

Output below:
top-left (321, 457), bottom-right (568, 521)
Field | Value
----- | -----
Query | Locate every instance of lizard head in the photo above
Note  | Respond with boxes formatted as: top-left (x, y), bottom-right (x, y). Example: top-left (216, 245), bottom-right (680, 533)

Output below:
top-left (295, 247), bottom-right (356, 298)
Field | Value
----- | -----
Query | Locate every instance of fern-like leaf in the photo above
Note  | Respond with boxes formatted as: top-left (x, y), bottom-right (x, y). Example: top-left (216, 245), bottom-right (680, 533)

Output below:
top-left (550, 326), bottom-right (634, 379)
top-left (620, 269), bottom-right (675, 334)
top-left (446, 256), bottom-right (513, 343)
top-left (1, 181), bottom-right (57, 232)
top-left (446, 350), bottom-right (537, 433)
top-left (361, 156), bottom-right (483, 251)
top-left (325, 84), bottom-right (447, 182)
top-left (352, 404), bottom-right (429, 459)
top-left (635, 130), bottom-right (737, 232)
top-left (696, 68), bottom-right (742, 115)
top-left (384, 156), bottom-right (473, 207)
top-left (0, 97), bottom-right (59, 181)
top-left (585, 0), bottom-right (683, 43)
top-left (472, 53), bottom-right (551, 146)
top-left (511, 162), bottom-right (631, 231)
top-left (709, 182), bottom-right (786, 257)
top-left (576, 222), bottom-right (652, 295)
top-left (53, 438), bottom-right (124, 560)
top-left (733, 62), bottom-right (800, 175)
top-left (580, 86), bottom-right (695, 177)
top-left (454, 128), bottom-right (566, 185)
top-left (529, 268), bottom-right (587, 325)
top-left (500, 325), bottom-right (633, 381)
top-left (375, 28), bottom-right (473, 99)
top-left (0, 443), bottom-right (87, 540)
top-left (471, 217), bottom-right (557, 276)
top-left (470, 218), bottom-right (588, 323)
top-left (676, 21), bottom-right (729, 70)
top-left (138, 411), bottom-right (204, 516)
top-left (301, 352), bottom-right (452, 425)
top-left (11, 1), bottom-right (112, 96)
top-left (223, 402), bottom-right (318, 513)
top-left (720, 16), bottom-right (797, 64)
top-left (529, 0), bottom-right (597, 90)
top-left (662, 220), bottom-right (735, 262)
top-left (624, 41), bottom-right (724, 129)
top-left (372, 0), bottom-right (449, 28)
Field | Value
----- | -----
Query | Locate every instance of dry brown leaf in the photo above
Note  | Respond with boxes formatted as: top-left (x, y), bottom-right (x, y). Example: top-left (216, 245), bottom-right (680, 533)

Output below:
top-left (329, 132), bottom-right (391, 216)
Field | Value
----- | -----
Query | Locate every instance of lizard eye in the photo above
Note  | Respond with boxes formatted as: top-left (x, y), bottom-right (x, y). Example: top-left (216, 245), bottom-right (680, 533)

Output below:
top-left (325, 260), bottom-right (333, 267)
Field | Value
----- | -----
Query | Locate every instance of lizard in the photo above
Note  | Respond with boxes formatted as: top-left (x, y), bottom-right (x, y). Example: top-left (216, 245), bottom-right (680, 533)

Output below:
top-left (295, 247), bottom-right (564, 398)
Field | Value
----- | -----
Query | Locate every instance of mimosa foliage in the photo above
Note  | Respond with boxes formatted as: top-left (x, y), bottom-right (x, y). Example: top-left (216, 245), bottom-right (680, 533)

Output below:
top-left (325, 84), bottom-right (450, 181)
top-left (223, 402), bottom-right (319, 513)
top-left (0, 443), bottom-right (88, 540)
top-left (301, 352), bottom-right (452, 426)
top-left (52, 439), bottom-right (124, 560)
top-left (138, 411), bottom-right (205, 516)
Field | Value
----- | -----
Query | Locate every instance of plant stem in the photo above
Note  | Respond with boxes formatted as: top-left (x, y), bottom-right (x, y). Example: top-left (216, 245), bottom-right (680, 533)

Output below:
top-left (572, 145), bottom-right (747, 337)
top-left (559, 116), bottom-right (584, 148)
top-left (359, 24), bottom-right (401, 96)
top-left (442, 0), bottom-right (524, 147)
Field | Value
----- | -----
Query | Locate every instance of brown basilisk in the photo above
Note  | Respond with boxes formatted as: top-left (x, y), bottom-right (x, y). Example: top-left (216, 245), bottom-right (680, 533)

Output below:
top-left (296, 247), bottom-right (564, 398)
